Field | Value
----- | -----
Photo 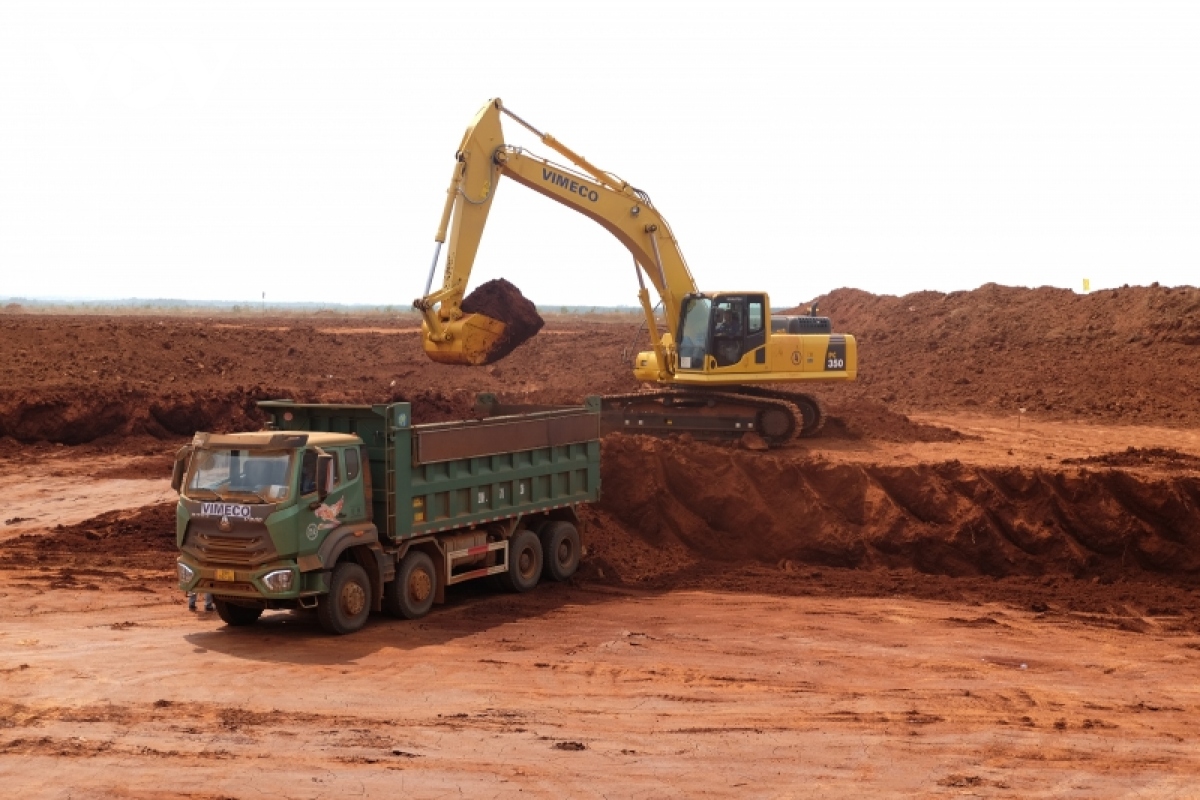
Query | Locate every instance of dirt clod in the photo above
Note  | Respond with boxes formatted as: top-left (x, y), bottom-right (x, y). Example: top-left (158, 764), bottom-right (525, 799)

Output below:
top-left (460, 278), bottom-right (545, 363)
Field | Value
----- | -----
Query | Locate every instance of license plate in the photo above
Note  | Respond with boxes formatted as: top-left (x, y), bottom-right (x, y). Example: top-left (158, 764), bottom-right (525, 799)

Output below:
top-left (215, 569), bottom-right (236, 582)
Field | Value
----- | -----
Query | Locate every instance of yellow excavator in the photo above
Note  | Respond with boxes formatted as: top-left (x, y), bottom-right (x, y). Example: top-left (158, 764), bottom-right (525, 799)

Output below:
top-left (413, 98), bottom-right (857, 444)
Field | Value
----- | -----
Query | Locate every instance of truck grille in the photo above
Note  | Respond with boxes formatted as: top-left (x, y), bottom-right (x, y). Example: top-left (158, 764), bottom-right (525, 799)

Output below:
top-left (197, 579), bottom-right (257, 593)
top-left (182, 521), bottom-right (277, 568)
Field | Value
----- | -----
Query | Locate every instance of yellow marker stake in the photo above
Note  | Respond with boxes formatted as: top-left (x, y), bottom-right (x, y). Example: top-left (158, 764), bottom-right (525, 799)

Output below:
top-left (1083, 278), bottom-right (1091, 293)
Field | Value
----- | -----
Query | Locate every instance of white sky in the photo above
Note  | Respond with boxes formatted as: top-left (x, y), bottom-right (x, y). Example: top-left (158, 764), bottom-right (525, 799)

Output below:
top-left (1, 1), bottom-right (1197, 307)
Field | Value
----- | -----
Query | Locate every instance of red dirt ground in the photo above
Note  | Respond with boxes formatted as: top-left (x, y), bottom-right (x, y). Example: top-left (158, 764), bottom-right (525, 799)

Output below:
top-left (2, 284), bottom-right (1200, 795)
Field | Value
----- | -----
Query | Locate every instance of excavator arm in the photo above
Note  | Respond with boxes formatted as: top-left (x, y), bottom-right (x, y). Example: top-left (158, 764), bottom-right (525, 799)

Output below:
top-left (414, 98), bottom-right (697, 374)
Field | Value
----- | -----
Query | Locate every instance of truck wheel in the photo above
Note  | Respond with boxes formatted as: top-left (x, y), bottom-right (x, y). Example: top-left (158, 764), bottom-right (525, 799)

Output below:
top-left (214, 599), bottom-right (263, 627)
top-left (318, 561), bottom-right (371, 635)
top-left (497, 529), bottom-right (542, 593)
top-left (385, 551), bottom-right (436, 620)
top-left (539, 521), bottom-right (581, 582)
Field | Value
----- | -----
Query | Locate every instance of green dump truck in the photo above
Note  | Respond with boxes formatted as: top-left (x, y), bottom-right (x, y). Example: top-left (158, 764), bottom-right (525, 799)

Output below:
top-left (172, 396), bottom-right (601, 634)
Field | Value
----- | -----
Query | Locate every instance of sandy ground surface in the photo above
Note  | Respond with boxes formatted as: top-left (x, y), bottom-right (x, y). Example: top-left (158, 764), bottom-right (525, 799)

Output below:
top-left (2, 298), bottom-right (1200, 797)
top-left (2, 548), bottom-right (1199, 799)
top-left (0, 461), bottom-right (173, 542)
top-left (2, 413), bottom-right (1200, 797)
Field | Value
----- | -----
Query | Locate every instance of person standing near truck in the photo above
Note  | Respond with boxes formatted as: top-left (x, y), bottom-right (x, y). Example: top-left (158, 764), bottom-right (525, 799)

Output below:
top-left (188, 591), bottom-right (214, 612)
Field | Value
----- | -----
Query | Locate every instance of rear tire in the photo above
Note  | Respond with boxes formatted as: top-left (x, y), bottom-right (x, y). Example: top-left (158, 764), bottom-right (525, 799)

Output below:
top-left (539, 521), bottom-right (581, 582)
top-left (385, 551), bottom-right (437, 620)
top-left (213, 599), bottom-right (263, 627)
top-left (318, 561), bottom-right (371, 635)
top-left (497, 529), bottom-right (542, 593)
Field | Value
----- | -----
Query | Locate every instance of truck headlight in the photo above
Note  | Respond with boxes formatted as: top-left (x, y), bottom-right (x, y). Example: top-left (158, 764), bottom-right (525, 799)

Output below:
top-left (262, 569), bottom-right (295, 592)
top-left (177, 561), bottom-right (196, 585)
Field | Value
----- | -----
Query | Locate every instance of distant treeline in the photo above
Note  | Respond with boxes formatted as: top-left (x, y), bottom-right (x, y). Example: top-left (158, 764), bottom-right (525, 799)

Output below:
top-left (0, 297), bottom-right (641, 315)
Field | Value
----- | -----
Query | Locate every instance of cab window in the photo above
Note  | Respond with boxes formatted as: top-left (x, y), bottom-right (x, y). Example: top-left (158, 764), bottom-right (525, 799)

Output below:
top-left (300, 450), bottom-right (318, 495)
top-left (678, 296), bottom-right (712, 370)
top-left (345, 447), bottom-right (361, 481)
top-left (327, 450), bottom-right (341, 488)
top-left (748, 300), bottom-right (763, 333)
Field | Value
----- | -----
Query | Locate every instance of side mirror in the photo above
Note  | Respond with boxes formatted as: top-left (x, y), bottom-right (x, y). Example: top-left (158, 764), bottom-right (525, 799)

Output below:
top-left (316, 453), bottom-right (333, 500)
top-left (171, 445), bottom-right (193, 493)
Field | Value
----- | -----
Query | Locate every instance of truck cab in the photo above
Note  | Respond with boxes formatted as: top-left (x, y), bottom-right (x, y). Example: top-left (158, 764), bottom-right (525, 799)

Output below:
top-left (174, 430), bottom-right (376, 628)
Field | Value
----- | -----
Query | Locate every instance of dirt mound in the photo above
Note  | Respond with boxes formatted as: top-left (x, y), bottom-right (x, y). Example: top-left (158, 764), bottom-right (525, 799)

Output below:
top-left (791, 283), bottom-right (1200, 426)
top-left (460, 279), bottom-right (545, 363)
top-left (588, 436), bottom-right (1200, 585)
top-left (0, 386), bottom-right (481, 445)
top-left (47, 504), bottom-right (177, 553)
top-left (822, 400), bottom-right (971, 443)
top-left (1062, 447), bottom-right (1200, 468)
top-left (1, 503), bottom-right (178, 572)
top-left (0, 388), bottom-right (269, 445)
top-left (4, 283), bottom-right (1200, 436)
top-left (0, 313), bottom-right (632, 445)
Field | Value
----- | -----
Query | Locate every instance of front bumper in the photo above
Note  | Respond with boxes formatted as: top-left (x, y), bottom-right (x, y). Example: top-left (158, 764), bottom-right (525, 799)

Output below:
top-left (176, 556), bottom-right (328, 601)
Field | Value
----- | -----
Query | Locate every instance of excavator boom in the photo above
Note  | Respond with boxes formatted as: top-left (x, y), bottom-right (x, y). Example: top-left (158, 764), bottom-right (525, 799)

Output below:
top-left (415, 99), bottom-right (694, 373)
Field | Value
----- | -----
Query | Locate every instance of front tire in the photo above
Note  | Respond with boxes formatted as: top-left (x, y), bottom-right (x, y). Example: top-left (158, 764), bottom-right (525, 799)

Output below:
top-left (318, 561), bottom-right (371, 635)
top-left (213, 599), bottom-right (263, 627)
top-left (539, 521), bottom-right (581, 582)
top-left (497, 529), bottom-right (542, 593)
top-left (385, 551), bottom-right (437, 620)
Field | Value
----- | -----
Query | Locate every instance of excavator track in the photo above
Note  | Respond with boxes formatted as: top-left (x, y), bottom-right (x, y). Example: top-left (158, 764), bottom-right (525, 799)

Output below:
top-left (726, 385), bottom-right (826, 438)
top-left (600, 387), bottom-right (824, 446)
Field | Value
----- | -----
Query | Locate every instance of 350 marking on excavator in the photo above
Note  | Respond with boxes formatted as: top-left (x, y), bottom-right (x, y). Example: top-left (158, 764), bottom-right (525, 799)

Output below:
top-left (542, 168), bottom-right (599, 202)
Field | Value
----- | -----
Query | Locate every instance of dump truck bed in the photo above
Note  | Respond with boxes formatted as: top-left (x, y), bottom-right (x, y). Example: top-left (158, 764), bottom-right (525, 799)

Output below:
top-left (258, 397), bottom-right (602, 540)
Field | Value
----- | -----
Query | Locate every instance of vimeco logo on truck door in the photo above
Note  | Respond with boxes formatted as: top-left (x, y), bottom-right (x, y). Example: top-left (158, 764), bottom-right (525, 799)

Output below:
top-left (542, 168), bottom-right (599, 202)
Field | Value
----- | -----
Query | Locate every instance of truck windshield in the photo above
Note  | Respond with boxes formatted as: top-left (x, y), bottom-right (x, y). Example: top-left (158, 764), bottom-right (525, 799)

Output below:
top-left (678, 297), bottom-right (711, 370)
top-left (185, 449), bottom-right (294, 502)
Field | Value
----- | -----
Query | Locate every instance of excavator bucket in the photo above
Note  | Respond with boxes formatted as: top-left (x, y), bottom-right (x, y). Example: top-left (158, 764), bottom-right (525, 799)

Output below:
top-left (421, 313), bottom-right (509, 366)
top-left (421, 279), bottom-right (545, 366)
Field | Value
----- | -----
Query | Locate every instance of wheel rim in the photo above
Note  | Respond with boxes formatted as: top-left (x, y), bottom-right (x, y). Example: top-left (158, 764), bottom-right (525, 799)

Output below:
top-left (409, 569), bottom-right (432, 603)
top-left (556, 539), bottom-right (573, 567)
top-left (341, 581), bottom-right (367, 617)
top-left (518, 547), bottom-right (536, 579)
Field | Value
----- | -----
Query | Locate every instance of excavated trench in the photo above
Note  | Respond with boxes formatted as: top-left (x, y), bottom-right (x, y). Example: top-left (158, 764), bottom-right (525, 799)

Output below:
top-left (590, 436), bottom-right (1200, 584)
top-left (5, 389), bottom-right (1199, 588)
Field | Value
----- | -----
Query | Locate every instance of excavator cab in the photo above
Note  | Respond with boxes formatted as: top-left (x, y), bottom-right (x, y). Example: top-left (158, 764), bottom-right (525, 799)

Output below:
top-left (676, 293), bottom-right (767, 372)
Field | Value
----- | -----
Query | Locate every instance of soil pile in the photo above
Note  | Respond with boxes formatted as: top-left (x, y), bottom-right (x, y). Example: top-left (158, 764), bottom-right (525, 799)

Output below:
top-left (588, 435), bottom-right (1200, 585)
top-left (793, 283), bottom-right (1200, 425)
top-left (460, 278), bottom-right (545, 363)
top-left (0, 386), bottom-right (484, 445)
top-left (821, 400), bottom-right (970, 443)
top-left (0, 314), bottom-right (627, 443)
top-left (5, 282), bottom-right (1198, 444)
top-left (2, 503), bottom-right (177, 571)
top-left (1061, 447), bottom-right (1200, 469)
